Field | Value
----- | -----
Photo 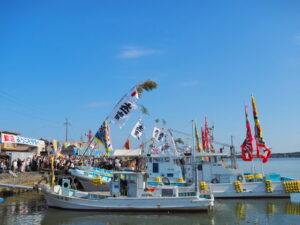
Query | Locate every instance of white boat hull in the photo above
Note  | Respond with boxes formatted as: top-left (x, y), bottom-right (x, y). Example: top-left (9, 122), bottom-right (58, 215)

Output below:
top-left (210, 181), bottom-right (289, 198)
top-left (290, 193), bottom-right (300, 203)
top-left (75, 175), bottom-right (110, 192)
top-left (42, 188), bottom-right (213, 211)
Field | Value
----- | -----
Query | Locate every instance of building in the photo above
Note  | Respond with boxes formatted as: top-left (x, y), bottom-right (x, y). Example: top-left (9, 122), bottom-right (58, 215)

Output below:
top-left (0, 131), bottom-right (45, 161)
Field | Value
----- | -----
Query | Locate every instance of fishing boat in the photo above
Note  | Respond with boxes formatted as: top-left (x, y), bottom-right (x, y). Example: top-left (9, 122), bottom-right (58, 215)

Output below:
top-left (144, 96), bottom-right (297, 198)
top-left (69, 166), bottom-right (112, 191)
top-left (41, 171), bottom-right (214, 211)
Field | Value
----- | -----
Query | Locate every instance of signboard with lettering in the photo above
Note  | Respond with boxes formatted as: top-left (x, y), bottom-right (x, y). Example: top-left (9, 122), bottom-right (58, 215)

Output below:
top-left (1, 134), bottom-right (44, 147)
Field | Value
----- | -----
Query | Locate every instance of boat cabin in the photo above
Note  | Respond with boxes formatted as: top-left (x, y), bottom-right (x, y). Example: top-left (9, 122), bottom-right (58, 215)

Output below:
top-left (111, 171), bottom-right (146, 197)
top-left (110, 171), bottom-right (180, 198)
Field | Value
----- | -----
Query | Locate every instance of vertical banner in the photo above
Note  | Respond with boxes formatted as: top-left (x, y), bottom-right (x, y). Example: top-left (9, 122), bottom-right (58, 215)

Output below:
top-left (109, 96), bottom-right (138, 128)
top-left (152, 126), bottom-right (160, 141)
top-left (251, 95), bottom-right (271, 163)
top-left (241, 105), bottom-right (254, 161)
top-left (194, 121), bottom-right (202, 152)
top-left (131, 120), bottom-right (144, 140)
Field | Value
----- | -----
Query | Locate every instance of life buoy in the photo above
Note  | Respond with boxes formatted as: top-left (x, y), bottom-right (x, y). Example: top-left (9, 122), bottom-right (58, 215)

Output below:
top-left (237, 175), bottom-right (243, 181)
top-left (162, 177), bottom-right (170, 185)
top-left (211, 178), bottom-right (219, 184)
top-left (62, 179), bottom-right (70, 188)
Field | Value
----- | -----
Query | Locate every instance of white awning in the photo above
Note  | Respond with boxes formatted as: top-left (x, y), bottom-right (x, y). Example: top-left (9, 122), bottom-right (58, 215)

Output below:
top-left (112, 149), bottom-right (142, 157)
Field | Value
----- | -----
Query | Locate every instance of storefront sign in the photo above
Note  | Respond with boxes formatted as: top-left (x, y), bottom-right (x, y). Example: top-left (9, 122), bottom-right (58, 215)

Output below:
top-left (1, 134), bottom-right (43, 147)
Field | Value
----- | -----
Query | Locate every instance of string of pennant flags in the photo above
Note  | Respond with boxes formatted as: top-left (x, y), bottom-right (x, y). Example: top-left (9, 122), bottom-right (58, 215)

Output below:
top-left (90, 82), bottom-right (271, 163)
top-left (93, 87), bottom-right (140, 156)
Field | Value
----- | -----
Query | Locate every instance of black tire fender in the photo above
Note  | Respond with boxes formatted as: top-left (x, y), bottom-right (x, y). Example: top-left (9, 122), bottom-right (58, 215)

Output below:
top-left (162, 177), bottom-right (170, 185)
top-left (211, 178), bottom-right (219, 184)
top-left (237, 175), bottom-right (243, 181)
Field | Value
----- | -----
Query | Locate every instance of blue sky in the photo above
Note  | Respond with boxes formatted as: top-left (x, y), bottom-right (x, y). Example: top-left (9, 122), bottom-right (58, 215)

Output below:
top-left (0, 1), bottom-right (300, 153)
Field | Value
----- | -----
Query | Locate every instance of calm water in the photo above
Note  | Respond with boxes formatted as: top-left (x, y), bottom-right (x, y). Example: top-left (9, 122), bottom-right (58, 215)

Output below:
top-left (0, 158), bottom-right (300, 225)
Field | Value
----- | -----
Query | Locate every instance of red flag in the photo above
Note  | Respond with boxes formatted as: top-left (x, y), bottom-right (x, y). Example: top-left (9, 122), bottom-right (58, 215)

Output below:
top-left (124, 139), bottom-right (130, 150)
top-left (130, 88), bottom-right (139, 99)
top-left (86, 129), bottom-right (93, 142)
top-left (204, 117), bottom-right (214, 152)
top-left (201, 127), bottom-right (207, 150)
top-left (241, 105), bottom-right (254, 161)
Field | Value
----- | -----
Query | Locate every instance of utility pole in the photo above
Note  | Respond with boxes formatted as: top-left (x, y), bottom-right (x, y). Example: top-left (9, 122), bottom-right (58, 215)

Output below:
top-left (64, 118), bottom-right (71, 142)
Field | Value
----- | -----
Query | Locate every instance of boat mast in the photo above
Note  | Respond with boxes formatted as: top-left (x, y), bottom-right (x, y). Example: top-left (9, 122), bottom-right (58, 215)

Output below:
top-left (192, 120), bottom-right (199, 193)
top-left (230, 135), bottom-right (237, 169)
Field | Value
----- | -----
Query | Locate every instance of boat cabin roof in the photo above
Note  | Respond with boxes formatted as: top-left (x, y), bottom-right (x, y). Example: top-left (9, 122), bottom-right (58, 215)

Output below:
top-left (112, 171), bottom-right (146, 175)
top-left (195, 152), bottom-right (230, 157)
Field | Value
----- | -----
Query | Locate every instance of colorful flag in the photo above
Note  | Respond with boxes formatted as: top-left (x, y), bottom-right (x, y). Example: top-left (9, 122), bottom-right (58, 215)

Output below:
top-left (241, 105), bottom-right (254, 161)
top-left (109, 96), bottom-right (138, 128)
top-left (201, 127), bottom-right (207, 150)
top-left (194, 121), bottom-right (202, 152)
top-left (86, 129), bottom-right (93, 142)
top-left (131, 120), bottom-right (144, 140)
top-left (251, 96), bottom-right (272, 163)
top-left (52, 140), bottom-right (58, 152)
top-left (124, 139), bottom-right (130, 150)
top-left (204, 118), bottom-right (214, 152)
top-left (94, 120), bottom-right (113, 155)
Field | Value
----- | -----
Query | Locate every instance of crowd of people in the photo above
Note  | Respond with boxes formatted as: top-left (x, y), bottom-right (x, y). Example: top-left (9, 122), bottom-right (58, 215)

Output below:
top-left (0, 154), bottom-right (144, 174)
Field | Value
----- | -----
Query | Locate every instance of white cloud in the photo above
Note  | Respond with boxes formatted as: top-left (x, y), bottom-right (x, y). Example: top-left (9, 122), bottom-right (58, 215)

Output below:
top-left (118, 46), bottom-right (162, 59)
top-left (178, 81), bottom-right (200, 87)
top-left (86, 102), bottom-right (108, 108)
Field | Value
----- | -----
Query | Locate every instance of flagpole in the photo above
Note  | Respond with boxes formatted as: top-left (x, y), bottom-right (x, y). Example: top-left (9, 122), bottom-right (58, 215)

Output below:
top-left (192, 120), bottom-right (199, 193)
top-left (261, 160), bottom-right (265, 176)
top-left (252, 157), bottom-right (254, 174)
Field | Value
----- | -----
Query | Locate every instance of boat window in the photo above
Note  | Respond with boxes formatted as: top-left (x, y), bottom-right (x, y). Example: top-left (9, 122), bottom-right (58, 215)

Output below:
top-left (197, 164), bottom-right (203, 171)
top-left (153, 158), bottom-right (159, 162)
top-left (185, 157), bottom-right (191, 164)
top-left (128, 174), bottom-right (137, 181)
top-left (153, 163), bottom-right (159, 173)
top-left (162, 189), bottom-right (173, 197)
top-left (113, 174), bottom-right (119, 182)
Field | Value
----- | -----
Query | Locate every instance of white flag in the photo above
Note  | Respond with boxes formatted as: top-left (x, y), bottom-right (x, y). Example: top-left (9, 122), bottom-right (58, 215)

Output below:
top-left (152, 126), bottom-right (160, 141)
top-left (131, 121), bottom-right (144, 140)
top-left (130, 88), bottom-right (139, 99)
top-left (110, 96), bottom-right (138, 128)
top-left (157, 129), bottom-right (165, 142)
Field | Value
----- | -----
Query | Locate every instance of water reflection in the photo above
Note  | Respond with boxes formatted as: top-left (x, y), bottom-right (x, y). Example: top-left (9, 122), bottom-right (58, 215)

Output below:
top-left (1, 193), bottom-right (300, 225)
top-left (41, 210), bottom-right (214, 225)
top-left (0, 192), bottom-right (47, 225)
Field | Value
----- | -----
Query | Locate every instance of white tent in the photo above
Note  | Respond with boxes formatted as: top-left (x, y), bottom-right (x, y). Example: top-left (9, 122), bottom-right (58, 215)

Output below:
top-left (112, 149), bottom-right (142, 157)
